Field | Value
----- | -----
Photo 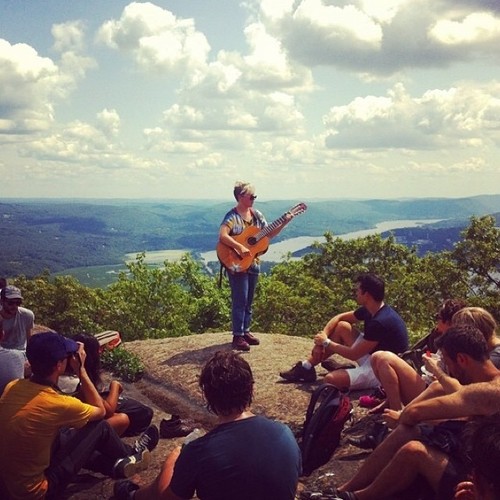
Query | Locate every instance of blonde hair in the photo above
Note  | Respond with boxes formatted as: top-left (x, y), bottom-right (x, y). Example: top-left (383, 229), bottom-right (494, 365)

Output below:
top-left (452, 307), bottom-right (497, 341)
top-left (233, 181), bottom-right (255, 201)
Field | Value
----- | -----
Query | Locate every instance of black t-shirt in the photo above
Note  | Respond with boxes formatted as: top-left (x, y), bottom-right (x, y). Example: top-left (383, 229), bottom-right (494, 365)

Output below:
top-left (354, 305), bottom-right (409, 354)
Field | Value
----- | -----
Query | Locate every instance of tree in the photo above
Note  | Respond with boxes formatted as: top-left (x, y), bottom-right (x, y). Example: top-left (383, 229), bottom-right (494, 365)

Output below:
top-left (101, 253), bottom-right (229, 341)
top-left (452, 215), bottom-right (500, 317)
top-left (13, 272), bottom-right (102, 334)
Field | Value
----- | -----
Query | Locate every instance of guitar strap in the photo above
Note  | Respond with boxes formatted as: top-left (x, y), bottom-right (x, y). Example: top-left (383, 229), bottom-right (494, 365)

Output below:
top-left (218, 262), bottom-right (225, 288)
top-left (250, 207), bottom-right (265, 227)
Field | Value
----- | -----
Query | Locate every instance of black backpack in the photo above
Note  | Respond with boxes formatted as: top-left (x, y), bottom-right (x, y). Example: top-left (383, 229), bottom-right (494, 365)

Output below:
top-left (300, 384), bottom-right (352, 476)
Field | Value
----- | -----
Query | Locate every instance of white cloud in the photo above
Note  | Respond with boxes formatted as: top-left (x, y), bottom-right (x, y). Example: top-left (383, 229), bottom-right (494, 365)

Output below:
top-left (96, 2), bottom-right (210, 75)
top-left (323, 82), bottom-right (500, 150)
top-left (253, 0), bottom-right (500, 74)
top-left (430, 12), bottom-right (500, 45)
top-left (0, 39), bottom-right (58, 134)
top-left (52, 21), bottom-right (86, 53)
top-left (0, 21), bottom-right (95, 137)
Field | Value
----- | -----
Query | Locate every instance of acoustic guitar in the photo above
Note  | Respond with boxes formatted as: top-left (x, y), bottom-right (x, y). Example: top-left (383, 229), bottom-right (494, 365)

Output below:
top-left (216, 202), bottom-right (307, 272)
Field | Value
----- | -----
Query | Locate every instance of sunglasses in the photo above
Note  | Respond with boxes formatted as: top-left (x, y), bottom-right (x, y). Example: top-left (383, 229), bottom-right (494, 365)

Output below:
top-left (5, 299), bottom-right (22, 306)
top-left (245, 194), bottom-right (257, 200)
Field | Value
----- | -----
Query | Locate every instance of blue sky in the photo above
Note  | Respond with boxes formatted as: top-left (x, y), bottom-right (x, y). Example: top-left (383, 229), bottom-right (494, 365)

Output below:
top-left (1, 0), bottom-right (499, 201)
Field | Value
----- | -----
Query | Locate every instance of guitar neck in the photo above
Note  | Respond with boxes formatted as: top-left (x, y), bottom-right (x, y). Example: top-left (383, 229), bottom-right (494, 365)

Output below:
top-left (254, 214), bottom-right (288, 242)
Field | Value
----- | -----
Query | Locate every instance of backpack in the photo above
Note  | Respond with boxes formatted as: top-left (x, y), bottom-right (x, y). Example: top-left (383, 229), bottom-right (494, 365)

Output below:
top-left (94, 330), bottom-right (122, 353)
top-left (398, 328), bottom-right (439, 374)
top-left (300, 384), bottom-right (352, 476)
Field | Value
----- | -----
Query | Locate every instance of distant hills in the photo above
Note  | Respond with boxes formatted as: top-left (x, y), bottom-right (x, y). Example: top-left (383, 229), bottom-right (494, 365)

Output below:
top-left (1, 195), bottom-right (499, 279)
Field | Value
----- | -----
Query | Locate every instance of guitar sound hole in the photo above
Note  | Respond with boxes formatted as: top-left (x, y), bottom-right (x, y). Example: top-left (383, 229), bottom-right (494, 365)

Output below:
top-left (247, 237), bottom-right (257, 246)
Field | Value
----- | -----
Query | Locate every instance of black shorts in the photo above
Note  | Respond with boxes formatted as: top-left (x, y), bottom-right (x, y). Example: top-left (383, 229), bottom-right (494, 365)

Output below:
top-left (417, 420), bottom-right (470, 500)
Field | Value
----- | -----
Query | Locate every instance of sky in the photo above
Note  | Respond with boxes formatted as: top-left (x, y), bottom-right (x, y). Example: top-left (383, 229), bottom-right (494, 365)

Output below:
top-left (1, 0), bottom-right (500, 201)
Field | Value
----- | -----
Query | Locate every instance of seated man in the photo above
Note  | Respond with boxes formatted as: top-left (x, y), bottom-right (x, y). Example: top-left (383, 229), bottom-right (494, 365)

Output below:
top-left (115, 350), bottom-right (302, 500)
top-left (0, 332), bottom-right (159, 499)
top-left (334, 325), bottom-right (500, 500)
top-left (280, 273), bottom-right (408, 390)
top-left (367, 299), bottom-right (466, 413)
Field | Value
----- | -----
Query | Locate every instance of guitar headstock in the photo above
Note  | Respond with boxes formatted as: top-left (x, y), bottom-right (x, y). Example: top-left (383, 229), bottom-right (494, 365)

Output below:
top-left (287, 202), bottom-right (307, 217)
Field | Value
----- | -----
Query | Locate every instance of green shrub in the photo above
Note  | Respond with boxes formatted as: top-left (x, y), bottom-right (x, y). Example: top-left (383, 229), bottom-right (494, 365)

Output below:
top-left (101, 347), bottom-right (145, 382)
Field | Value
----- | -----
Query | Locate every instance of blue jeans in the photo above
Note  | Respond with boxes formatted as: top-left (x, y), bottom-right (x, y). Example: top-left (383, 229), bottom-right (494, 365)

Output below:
top-left (227, 268), bottom-right (259, 336)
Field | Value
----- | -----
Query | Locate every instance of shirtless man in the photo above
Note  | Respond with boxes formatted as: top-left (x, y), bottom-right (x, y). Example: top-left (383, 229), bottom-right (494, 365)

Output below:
top-left (335, 325), bottom-right (500, 500)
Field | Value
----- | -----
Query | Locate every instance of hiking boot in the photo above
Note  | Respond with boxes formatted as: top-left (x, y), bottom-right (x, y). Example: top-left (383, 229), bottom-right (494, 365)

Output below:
top-left (114, 479), bottom-right (140, 500)
top-left (279, 362), bottom-right (316, 383)
top-left (160, 418), bottom-right (196, 439)
top-left (243, 332), bottom-right (260, 345)
top-left (320, 358), bottom-right (356, 371)
top-left (232, 335), bottom-right (250, 351)
top-left (132, 425), bottom-right (159, 454)
top-left (113, 450), bottom-right (151, 478)
top-left (347, 421), bottom-right (389, 450)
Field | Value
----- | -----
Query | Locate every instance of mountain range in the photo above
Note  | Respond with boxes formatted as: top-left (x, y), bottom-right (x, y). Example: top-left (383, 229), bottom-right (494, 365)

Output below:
top-left (1, 195), bottom-right (499, 279)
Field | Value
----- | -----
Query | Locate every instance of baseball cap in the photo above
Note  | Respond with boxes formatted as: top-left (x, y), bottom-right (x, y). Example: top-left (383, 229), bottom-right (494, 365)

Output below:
top-left (27, 332), bottom-right (79, 365)
top-left (2, 285), bottom-right (23, 300)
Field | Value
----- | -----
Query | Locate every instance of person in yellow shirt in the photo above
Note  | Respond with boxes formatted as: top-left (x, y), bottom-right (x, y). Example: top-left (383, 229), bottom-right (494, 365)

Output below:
top-left (0, 332), bottom-right (159, 499)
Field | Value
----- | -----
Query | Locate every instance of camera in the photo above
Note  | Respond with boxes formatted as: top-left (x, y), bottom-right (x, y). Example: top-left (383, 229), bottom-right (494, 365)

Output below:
top-left (64, 352), bottom-right (81, 374)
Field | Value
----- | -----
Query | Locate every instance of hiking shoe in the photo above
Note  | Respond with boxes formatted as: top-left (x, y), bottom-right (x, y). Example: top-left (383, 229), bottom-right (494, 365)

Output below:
top-left (114, 479), bottom-right (140, 500)
top-left (133, 424), bottom-right (159, 454)
top-left (161, 414), bottom-right (181, 425)
top-left (321, 358), bottom-right (356, 371)
top-left (243, 332), bottom-right (260, 345)
top-left (160, 418), bottom-right (195, 439)
top-left (232, 335), bottom-right (250, 351)
top-left (279, 362), bottom-right (316, 383)
top-left (332, 491), bottom-right (358, 500)
top-left (113, 450), bottom-right (151, 478)
top-left (347, 421), bottom-right (389, 450)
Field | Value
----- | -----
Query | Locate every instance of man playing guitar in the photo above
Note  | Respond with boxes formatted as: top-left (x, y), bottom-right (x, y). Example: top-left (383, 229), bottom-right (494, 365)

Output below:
top-left (218, 181), bottom-right (300, 351)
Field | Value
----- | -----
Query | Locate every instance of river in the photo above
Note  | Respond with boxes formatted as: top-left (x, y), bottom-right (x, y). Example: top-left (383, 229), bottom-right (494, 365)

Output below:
top-left (200, 219), bottom-right (442, 263)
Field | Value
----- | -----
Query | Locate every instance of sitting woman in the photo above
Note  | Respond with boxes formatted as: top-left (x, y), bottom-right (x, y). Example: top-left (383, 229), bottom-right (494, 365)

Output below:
top-left (71, 333), bottom-right (153, 436)
top-left (452, 307), bottom-right (500, 368)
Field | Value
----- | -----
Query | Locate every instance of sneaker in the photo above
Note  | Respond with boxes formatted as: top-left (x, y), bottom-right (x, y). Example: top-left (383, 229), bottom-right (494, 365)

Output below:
top-left (133, 424), bottom-right (159, 454)
top-left (160, 418), bottom-right (195, 439)
top-left (279, 362), bottom-right (316, 383)
top-left (321, 358), bottom-right (356, 371)
top-left (160, 414), bottom-right (181, 425)
top-left (347, 421), bottom-right (389, 450)
top-left (113, 450), bottom-right (151, 478)
top-left (333, 491), bottom-right (358, 500)
top-left (243, 332), bottom-right (260, 345)
top-left (114, 479), bottom-right (140, 500)
top-left (232, 335), bottom-right (250, 351)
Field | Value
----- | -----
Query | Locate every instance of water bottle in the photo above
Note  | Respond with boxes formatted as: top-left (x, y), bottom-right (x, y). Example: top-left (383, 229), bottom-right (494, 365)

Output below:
top-left (183, 428), bottom-right (204, 446)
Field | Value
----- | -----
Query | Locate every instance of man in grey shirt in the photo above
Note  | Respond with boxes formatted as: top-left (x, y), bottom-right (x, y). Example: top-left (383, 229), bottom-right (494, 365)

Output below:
top-left (0, 285), bottom-right (34, 351)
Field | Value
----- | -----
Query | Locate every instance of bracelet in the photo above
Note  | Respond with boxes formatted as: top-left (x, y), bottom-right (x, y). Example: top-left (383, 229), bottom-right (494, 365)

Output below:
top-left (322, 338), bottom-right (332, 348)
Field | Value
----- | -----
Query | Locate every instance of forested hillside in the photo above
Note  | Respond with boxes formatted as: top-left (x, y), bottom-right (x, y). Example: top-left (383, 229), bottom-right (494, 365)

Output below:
top-left (10, 215), bottom-right (500, 347)
top-left (1, 195), bottom-right (500, 277)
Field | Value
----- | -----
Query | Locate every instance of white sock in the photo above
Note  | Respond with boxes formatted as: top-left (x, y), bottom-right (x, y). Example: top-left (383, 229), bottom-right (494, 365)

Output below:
top-left (302, 361), bottom-right (312, 370)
